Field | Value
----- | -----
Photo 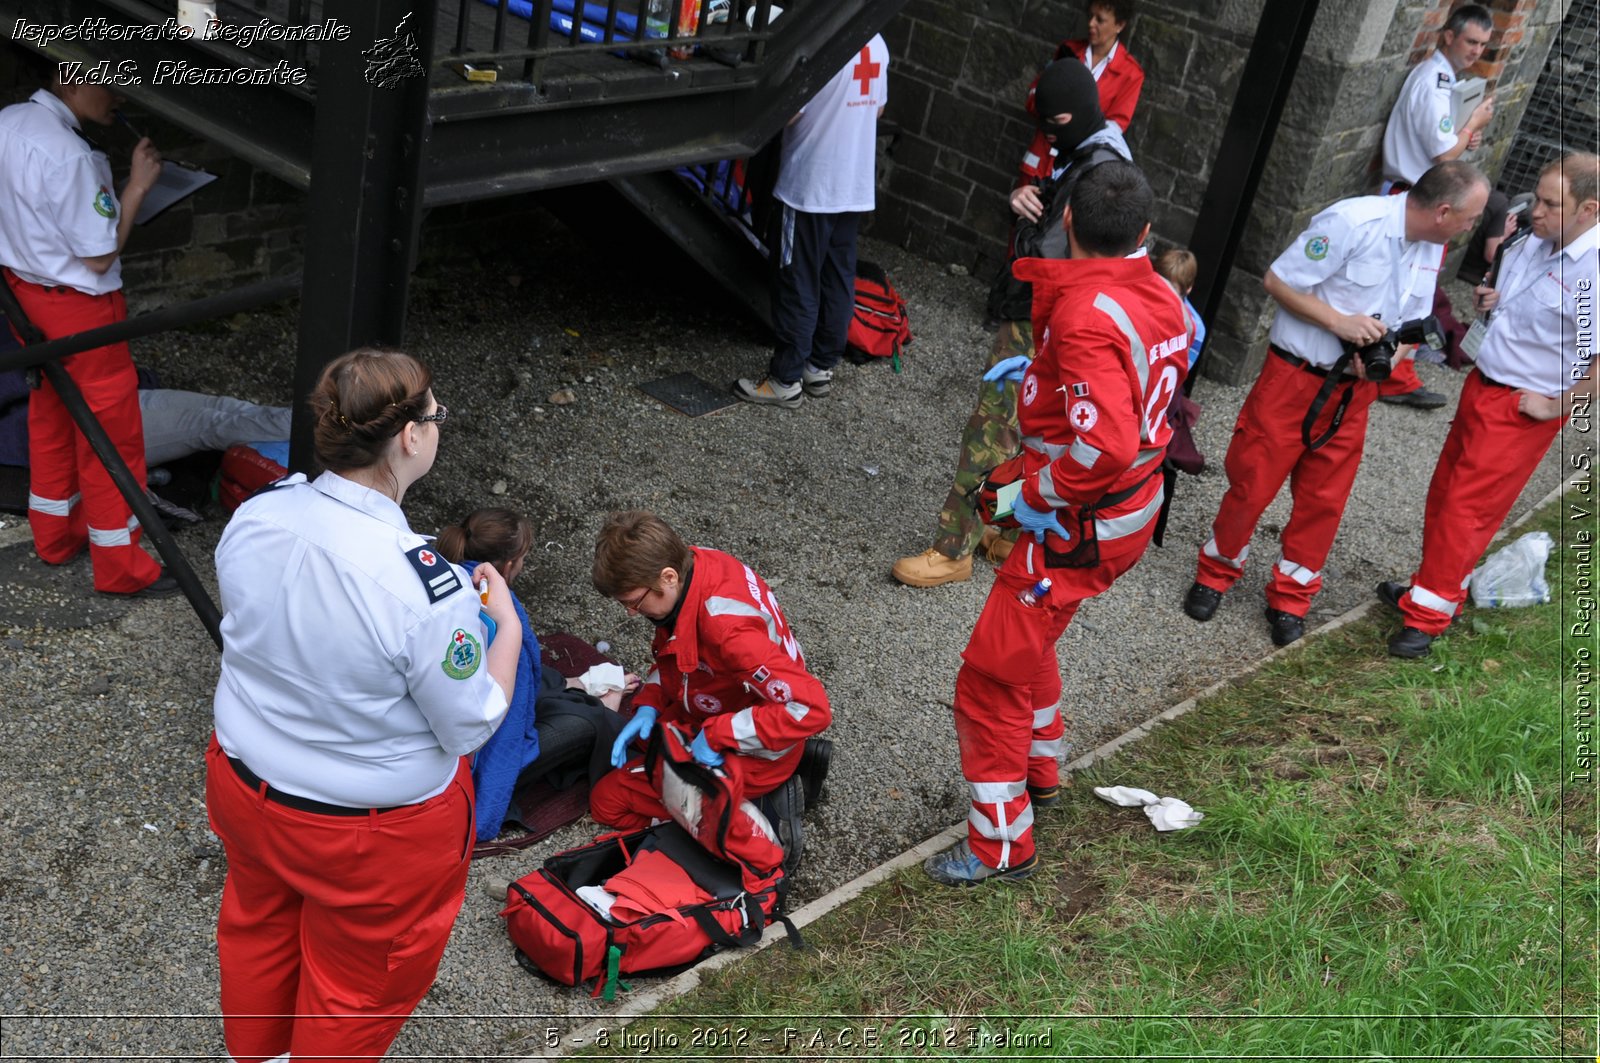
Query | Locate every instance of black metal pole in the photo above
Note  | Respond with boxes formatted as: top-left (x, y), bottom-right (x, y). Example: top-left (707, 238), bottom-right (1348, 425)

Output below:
top-left (290, 0), bottom-right (437, 473)
top-left (0, 274), bottom-right (300, 376)
top-left (37, 360), bottom-right (223, 648)
top-left (1184, 0), bottom-right (1323, 390)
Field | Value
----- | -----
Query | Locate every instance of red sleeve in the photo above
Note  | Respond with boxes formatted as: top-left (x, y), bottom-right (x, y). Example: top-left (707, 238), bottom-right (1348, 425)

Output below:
top-left (697, 604), bottom-right (830, 758)
top-left (1100, 54), bottom-right (1144, 132)
top-left (1021, 314), bottom-right (1140, 511)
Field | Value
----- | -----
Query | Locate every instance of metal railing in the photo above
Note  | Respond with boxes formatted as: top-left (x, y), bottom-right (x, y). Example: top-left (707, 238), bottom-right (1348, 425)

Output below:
top-left (439, 0), bottom-right (783, 85)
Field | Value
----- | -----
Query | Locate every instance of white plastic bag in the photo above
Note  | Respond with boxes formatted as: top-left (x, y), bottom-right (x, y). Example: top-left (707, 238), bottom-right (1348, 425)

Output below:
top-left (1469, 531), bottom-right (1553, 608)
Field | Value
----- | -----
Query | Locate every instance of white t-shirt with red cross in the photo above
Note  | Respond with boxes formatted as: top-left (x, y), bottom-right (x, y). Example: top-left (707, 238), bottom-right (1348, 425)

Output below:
top-left (773, 34), bottom-right (889, 215)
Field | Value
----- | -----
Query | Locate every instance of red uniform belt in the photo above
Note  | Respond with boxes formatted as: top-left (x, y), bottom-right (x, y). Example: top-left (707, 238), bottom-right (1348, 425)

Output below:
top-left (1271, 344), bottom-right (1355, 381)
top-left (229, 755), bottom-right (408, 817)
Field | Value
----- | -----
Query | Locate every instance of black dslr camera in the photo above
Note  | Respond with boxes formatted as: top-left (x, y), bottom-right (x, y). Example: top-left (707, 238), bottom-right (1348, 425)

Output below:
top-left (1351, 315), bottom-right (1445, 381)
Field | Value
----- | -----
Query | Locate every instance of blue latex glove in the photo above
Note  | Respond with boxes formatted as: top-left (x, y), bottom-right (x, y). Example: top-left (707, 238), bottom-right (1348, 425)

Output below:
top-left (609, 705), bottom-right (657, 769)
top-left (982, 355), bottom-right (1033, 392)
top-left (689, 729), bottom-right (725, 768)
top-left (1014, 496), bottom-right (1072, 544)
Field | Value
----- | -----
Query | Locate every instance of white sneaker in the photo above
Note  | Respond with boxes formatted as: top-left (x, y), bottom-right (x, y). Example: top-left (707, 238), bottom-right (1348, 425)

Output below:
top-left (734, 376), bottom-right (803, 409)
top-left (800, 361), bottom-right (834, 397)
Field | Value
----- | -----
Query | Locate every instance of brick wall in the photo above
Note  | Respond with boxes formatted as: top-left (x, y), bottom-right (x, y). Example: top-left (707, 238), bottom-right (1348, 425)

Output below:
top-left (873, 0), bottom-right (1567, 383)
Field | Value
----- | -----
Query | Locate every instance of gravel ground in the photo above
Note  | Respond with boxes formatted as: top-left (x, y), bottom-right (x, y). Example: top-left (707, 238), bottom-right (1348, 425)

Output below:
top-left (0, 212), bottom-right (1579, 1060)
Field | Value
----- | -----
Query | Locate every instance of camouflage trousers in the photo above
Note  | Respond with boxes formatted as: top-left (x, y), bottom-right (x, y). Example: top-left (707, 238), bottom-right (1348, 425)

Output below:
top-left (932, 319), bottom-right (1032, 560)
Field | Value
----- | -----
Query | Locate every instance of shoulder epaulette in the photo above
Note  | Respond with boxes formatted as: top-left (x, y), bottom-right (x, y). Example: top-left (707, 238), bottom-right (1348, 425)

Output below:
top-left (404, 544), bottom-right (463, 604)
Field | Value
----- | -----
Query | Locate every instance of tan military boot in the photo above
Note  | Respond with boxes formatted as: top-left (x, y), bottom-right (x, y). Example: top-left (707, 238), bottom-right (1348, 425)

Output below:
top-left (891, 548), bottom-right (973, 588)
top-left (979, 526), bottom-right (1015, 564)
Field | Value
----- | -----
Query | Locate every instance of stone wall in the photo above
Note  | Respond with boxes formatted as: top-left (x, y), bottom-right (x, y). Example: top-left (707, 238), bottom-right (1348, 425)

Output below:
top-left (874, 0), bottom-right (1569, 383)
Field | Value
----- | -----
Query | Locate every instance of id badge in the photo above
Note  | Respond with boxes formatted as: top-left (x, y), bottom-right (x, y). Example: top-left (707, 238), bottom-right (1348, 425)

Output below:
top-left (1461, 319), bottom-right (1487, 359)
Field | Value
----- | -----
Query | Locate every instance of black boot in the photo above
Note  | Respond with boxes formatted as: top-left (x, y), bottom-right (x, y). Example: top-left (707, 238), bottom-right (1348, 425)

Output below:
top-left (1183, 581), bottom-right (1223, 622)
top-left (1265, 608), bottom-right (1305, 647)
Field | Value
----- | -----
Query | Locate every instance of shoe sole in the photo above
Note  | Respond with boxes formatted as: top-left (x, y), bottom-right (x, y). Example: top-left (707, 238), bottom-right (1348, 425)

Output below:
top-left (925, 855), bottom-right (1038, 887)
top-left (801, 382), bottom-right (831, 398)
top-left (797, 738), bottom-right (832, 807)
top-left (733, 382), bottom-right (803, 409)
top-left (1388, 643), bottom-right (1431, 659)
top-left (891, 561), bottom-right (972, 588)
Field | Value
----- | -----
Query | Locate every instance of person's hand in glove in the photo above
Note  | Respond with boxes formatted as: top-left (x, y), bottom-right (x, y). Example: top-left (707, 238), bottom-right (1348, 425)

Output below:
top-left (689, 730), bottom-right (725, 768)
top-left (609, 705), bottom-right (657, 768)
top-left (982, 355), bottom-right (1032, 392)
top-left (1014, 496), bottom-right (1071, 544)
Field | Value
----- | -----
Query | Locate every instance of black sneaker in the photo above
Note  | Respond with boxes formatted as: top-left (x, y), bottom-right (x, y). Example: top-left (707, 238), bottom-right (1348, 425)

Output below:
top-left (1375, 581), bottom-right (1407, 612)
top-left (100, 569), bottom-right (181, 600)
top-left (758, 774), bottom-right (806, 875)
top-left (1379, 387), bottom-right (1447, 410)
top-left (1265, 607), bottom-right (1305, 647)
top-left (1388, 626), bottom-right (1435, 658)
top-left (797, 737), bottom-right (832, 807)
top-left (1183, 581), bottom-right (1223, 622)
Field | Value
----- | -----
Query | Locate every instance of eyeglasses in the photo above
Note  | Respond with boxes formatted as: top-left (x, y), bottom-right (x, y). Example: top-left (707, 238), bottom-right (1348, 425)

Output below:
top-left (617, 587), bottom-right (652, 614)
top-left (415, 403), bottom-right (449, 425)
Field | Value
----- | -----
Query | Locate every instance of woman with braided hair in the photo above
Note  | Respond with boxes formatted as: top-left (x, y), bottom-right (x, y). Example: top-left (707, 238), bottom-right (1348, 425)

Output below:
top-left (204, 347), bottom-right (521, 1063)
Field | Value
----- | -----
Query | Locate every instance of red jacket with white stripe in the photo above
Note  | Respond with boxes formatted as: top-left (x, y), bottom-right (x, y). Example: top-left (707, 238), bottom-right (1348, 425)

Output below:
top-left (1009, 254), bottom-right (1191, 535)
top-left (636, 547), bottom-right (830, 769)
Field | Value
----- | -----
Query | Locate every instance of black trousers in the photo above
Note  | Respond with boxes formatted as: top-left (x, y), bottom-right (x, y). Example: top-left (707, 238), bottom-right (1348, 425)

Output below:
top-left (768, 204), bottom-right (861, 384)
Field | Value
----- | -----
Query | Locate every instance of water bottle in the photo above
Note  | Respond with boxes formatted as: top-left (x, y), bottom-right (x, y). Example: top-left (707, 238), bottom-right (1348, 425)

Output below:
top-left (1017, 577), bottom-right (1052, 608)
top-left (645, 0), bottom-right (671, 40)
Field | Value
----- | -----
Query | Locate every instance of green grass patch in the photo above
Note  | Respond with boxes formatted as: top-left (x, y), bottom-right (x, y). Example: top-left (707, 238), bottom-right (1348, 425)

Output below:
top-left (549, 502), bottom-right (1595, 1060)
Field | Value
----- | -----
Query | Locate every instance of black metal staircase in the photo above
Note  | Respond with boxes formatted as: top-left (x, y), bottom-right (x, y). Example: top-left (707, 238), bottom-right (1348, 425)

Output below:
top-left (16, 0), bottom-right (907, 465)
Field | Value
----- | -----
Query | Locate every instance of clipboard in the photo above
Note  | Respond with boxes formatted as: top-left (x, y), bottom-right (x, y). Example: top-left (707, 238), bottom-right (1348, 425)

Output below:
top-left (134, 161), bottom-right (217, 224)
top-left (1451, 77), bottom-right (1486, 133)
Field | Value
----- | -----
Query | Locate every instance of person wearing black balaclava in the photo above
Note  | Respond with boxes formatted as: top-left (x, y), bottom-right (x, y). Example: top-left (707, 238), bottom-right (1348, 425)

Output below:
top-left (891, 56), bottom-right (1134, 591)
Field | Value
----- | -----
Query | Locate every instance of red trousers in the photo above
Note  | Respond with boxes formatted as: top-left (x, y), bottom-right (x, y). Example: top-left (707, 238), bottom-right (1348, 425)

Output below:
top-left (205, 736), bottom-right (474, 1063)
top-left (1401, 370), bottom-right (1566, 635)
top-left (590, 748), bottom-right (796, 872)
top-left (7, 273), bottom-right (159, 593)
top-left (953, 524), bottom-right (1155, 869)
top-left (1196, 352), bottom-right (1378, 616)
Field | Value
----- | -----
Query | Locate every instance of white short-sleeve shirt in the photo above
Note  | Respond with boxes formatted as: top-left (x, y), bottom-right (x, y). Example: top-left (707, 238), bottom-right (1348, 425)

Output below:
top-left (213, 472), bottom-right (509, 808)
top-left (1267, 193), bottom-right (1444, 369)
top-left (1382, 51), bottom-right (1458, 186)
top-left (0, 90), bottom-right (122, 296)
top-left (773, 33), bottom-right (889, 214)
top-left (1476, 222), bottom-right (1600, 396)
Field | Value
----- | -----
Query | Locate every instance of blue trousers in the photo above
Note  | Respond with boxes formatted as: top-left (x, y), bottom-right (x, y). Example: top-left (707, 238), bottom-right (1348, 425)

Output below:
top-left (769, 205), bottom-right (861, 384)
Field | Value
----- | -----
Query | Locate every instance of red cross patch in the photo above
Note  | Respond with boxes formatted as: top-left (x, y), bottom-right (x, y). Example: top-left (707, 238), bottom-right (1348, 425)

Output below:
top-left (418, 549), bottom-right (437, 567)
top-left (453, 629), bottom-right (466, 644)
top-left (1070, 400), bottom-right (1099, 432)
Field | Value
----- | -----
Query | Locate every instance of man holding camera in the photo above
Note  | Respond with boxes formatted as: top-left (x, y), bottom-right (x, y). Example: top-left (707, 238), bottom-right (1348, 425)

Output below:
top-left (1182, 161), bottom-right (1488, 646)
top-left (1375, 4), bottom-right (1496, 410)
top-left (1380, 152), bottom-right (1599, 657)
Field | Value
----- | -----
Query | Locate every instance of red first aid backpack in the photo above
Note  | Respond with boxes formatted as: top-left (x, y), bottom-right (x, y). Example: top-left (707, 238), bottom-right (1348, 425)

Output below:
top-left (217, 444), bottom-right (288, 513)
top-left (499, 724), bottom-right (797, 999)
top-left (845, 260), bottom-right (912, 369)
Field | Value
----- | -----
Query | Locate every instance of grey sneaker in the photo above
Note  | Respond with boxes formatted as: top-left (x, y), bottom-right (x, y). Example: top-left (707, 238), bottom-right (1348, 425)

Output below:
top-left (734, 376), bottom-right (803, 409)
top-left (800, 361), bottom-right (834, 397)
top-left (923, 839), bottom-right (1037, 887)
